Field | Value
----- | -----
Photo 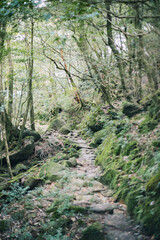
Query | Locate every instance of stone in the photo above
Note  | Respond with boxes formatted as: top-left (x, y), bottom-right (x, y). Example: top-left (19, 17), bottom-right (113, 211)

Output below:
top-left (67, 157), bottom-right (77, 167)
top-left (2, 136), bottom-right (35, 166)
top-left (105, 214), bottom-right (133, 232)
top-left (59, 126), bottom-right (71, 135)
top-left (80, 222), bottom-right (105, 240)
top-left (23, 129), bottom-right (41, 141)
top-left (89, 203), bottom-right (114, 214)
top-left (39, 161), bottom-right (66, 182)
top-left (107, 230), bottom-right (136, 240)
top-left (122, 102), bottom-right (141, 118)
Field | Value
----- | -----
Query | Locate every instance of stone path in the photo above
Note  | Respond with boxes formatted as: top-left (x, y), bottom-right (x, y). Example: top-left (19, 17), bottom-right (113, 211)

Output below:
top-left (61, 131), bottom-right (150, 240)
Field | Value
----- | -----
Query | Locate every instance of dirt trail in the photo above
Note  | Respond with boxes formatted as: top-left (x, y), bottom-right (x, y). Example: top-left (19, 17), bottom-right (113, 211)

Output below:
top-left (62, 131), bottom-right (150, 240)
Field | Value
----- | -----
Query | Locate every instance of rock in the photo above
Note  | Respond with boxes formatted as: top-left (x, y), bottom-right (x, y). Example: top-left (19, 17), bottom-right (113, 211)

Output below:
top-left (24, 176), bottom-right (43, 190)
top-left (107, 230), bottom-right (136, 240)
top-left (122, 102), bottom-right (141, 118)
top-left (89, 203), bottom-right (114, 214)
top-left (67, 157), bottom-right (77, 167)
top-left (2, 136), bottom-right (35, 166)
top-left (48, 118), bottom-right (64, 131)
top-left (105, 214), bottom-right (133, 232)
top-left (0, 220), bottom-right (10, 232)
top-left (13, 163), bottom-right (28, 175)
top-left (59, 126), bottom-right (71, 135)
top-left (80, 222), bottom-right (105, 240)
top-left (23, 129), bottom-right (41, 141)
top-left (39, 161), bottom-right (66, 182)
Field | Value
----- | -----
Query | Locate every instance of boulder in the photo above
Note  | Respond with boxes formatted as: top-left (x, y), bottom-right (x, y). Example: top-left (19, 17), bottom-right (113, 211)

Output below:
top-left (23, 129), bottom-right (41, 141)
top-left (48, 118), bottom-right (64, 131)
top-left (59, 126), bottom-right (71, 135)
top-left (80, 223), bottom-right (105, 240)
top-left (39, 161), bottom-right (66, 182)
top-left (2, 136), bottom-right (35, 166)
top-left (122, 102), bottom-right (141, 118)
top-left (66, 157), bottom-right (77, 167)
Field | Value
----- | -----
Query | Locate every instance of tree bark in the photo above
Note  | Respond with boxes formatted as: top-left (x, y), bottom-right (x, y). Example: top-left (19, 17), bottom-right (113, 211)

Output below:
top-left (105, 0), bottom-right (127, 92)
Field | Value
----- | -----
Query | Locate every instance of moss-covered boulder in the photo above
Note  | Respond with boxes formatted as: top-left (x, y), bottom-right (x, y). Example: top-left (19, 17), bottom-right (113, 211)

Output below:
top-left (59, 126), bottom-right (71, 135)
top-left (48, 118), bottom-right (64, 131)
top-left (0, 220), bottom-right (10, 232)
top-left (89, 129), bottom-right (108, 148)
top-left (13, 163), bottom-right (28, 175)
top-left (2, 136), bottom-right (35, 166)
top-left (39, 161), bottom-right (66, 182)
top-left (66, 157), bottom-right (77, 167)
top-left (23, 129), bottom-right (41, 141)
top-left (122, 101), bottom-right (141, 118)
top-left (80, 223), bottom-right (104, 240)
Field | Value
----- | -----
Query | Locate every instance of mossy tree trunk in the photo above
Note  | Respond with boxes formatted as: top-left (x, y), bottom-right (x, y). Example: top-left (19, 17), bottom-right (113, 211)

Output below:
top-left (7, 38), bottom-right (14, 123)
top-left (105, 0), bottom-right (127, 93)
top-left (18, 19), bottom-right (35, 145)
top-left (0, 25), bottom-right (13, 177)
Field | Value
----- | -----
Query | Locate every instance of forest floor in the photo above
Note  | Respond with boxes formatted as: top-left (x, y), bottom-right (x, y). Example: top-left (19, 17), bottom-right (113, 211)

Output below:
top-left (0, 130), bottom-right (151, 240)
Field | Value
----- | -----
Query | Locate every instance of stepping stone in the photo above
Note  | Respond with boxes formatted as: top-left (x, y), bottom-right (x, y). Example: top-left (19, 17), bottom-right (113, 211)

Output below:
top-left (107, 230), bottom-right (136, 240)
top-left (105, 214), bottom-right (133, 232)
top-left (89, 203), bottom-right (114, 214)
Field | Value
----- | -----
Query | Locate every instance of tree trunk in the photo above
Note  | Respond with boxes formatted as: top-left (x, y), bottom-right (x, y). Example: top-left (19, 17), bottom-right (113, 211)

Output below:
top-left (7, 39), bottom-right (14, 122)
top-left (105, 0), bottom-right (127, 92)
top-left (29, 20), bottom-right (35, 131)
top-left (18, 20), bottom-right (35, 145)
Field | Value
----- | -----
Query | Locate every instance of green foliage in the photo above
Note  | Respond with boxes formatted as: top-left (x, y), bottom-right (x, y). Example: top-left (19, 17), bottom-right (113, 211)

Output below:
top-left (2, 182), bottom-right (29, 203)
top-left (80, 222), bottom-right (104, 240)
top-left (139, 116), bottom-right (158, 133)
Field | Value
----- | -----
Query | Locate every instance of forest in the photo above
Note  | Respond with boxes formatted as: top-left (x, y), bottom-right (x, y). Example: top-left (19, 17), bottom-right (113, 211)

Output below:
top-left (0, 0), bottom-right (160, 239)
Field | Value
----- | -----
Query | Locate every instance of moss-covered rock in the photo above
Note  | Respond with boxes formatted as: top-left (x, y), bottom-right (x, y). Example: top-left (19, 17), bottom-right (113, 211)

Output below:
top-left (89, 129), bottom-right (108, 148)
top-left (2, 136), bottom-right (35, 166)
top-left (23, 129), bottom-right (41, 141)
top-left (66, 157), bottom-right (77, 167)
top-left (48, 118), bottom-right (64, 131)
top-left (59, 126), bottom-right (71, 135)
top-left (80, 223), bottom-right (104, 240)
top-left (122, 101), bottom-right (141, 118)
top-left (0, 220), bottom-right (10, 232)
top-left (39, 161), bottom-right (66, 182)
top-left (13, 163), bottom-right (28, 175)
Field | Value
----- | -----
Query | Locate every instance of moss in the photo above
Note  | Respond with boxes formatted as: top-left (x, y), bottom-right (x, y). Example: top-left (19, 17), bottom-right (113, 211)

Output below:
top-left (139, 116), bottom-right (158, 133)
top-left (95, 134), bottom-right (115, 167)
top-left (126, 188), bottom-right (143, 216)
top-left (146, 170), bottom-right (160, 194)
top-left (89, 129), bottom-right (107, 148)
top-left (100, 168), bottom-right (118, 186)
top-left (11, 209), bottom-right (25, 220)
top-left (66, 157), bottom-right (77, 167)
top-left (80, 223), bottom-right (104, 240)
top-left (13, 163), bottom-right (28, 175)
top-left (39, 161), bottom-right (66, 182)
top-left (0, 220), bottom-right (10, 232)
top-left (59, 126), bottom-right (71, 135)
top-left (152, 140), bottom-right (160, 148)
top-left (122, 101), bottom-right (141, 118)
top-left (140, 198), bottom-right (160, 236)
top-left (122, 141), bottom-right (137, 156)
top-left (48, 118), bottom-right (64, 130)
top-left (85, 107), bottom-right (105, 133)
top-left (69, 205), bottom-right (88, 214)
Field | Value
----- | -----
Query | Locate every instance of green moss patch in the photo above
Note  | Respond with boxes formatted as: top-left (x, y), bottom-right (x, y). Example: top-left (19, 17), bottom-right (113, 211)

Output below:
top-left (80, 223), bottom-right (105, 240)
